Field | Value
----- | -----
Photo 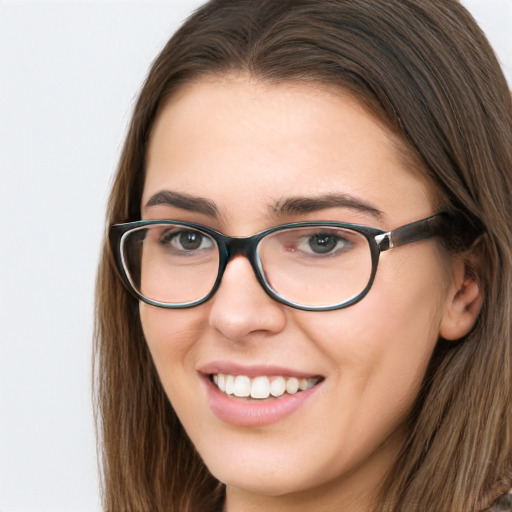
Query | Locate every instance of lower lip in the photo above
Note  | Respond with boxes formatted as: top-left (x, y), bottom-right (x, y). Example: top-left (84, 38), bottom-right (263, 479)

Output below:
top-left (202, 375), bottom-right (322, 427)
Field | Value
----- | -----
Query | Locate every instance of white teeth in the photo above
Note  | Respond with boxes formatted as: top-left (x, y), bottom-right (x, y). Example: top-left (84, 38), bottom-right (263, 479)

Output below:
top-left (299, 378), bottom-right (310, 391)
top-left (225, 374), bottom-right (235, 395)
top-left (217, 373), bottom-right (226, 392)
top-left (303, 379), bottom-right (316, 390)
top-left (285, 377), bottom-right (299, 395)
top-left (251, 376), bottom-right (270, 399)
top-left (270, 376), bottom-right (286, 397)
top-left (234, 375), bottom-right (251, 397)
top-left (212, 373), bottom-right (319, 399)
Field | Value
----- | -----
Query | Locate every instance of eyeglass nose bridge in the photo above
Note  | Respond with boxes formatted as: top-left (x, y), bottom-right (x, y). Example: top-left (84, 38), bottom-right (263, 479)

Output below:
top-left (224, 236), bottom-right (255, 259)
top-left (215, 234), bottom-right (269, 294)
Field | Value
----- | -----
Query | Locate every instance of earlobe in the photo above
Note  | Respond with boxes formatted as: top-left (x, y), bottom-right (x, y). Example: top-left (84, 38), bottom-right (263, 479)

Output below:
top-left (439, 256), bottom-right (483, 341)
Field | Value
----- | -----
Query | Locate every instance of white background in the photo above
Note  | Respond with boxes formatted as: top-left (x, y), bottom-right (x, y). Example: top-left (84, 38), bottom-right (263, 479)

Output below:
top-left (1, 2), bottom-right (510, 511)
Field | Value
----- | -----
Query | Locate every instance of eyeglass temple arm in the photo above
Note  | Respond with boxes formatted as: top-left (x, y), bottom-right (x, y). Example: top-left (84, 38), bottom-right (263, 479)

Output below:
top-left (375, 214), bottom-right (448, 252)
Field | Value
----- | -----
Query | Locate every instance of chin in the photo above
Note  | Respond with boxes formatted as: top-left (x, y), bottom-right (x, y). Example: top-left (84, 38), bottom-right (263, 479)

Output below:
top-left (214, 467), bottom-right (304, 497)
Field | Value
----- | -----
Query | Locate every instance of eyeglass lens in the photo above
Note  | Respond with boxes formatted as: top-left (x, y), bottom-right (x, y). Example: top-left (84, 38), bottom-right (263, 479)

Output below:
top-left (120, 223), bottom-right (373, 308)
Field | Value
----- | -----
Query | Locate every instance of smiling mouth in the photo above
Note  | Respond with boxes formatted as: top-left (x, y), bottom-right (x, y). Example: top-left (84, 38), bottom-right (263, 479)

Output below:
top-left (209, 373), bottom-right (322, 400)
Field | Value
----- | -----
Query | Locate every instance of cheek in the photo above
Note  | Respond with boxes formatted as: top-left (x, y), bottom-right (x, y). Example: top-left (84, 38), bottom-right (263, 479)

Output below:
top-left (296, 249), bottom-right (448, 417)
top-left (139, 304), bottom-right (205, 390)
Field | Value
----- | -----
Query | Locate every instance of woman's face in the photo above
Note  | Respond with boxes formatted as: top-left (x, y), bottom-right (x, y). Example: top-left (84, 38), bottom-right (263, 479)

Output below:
top-left (140, 76), bottom-right (456, 509)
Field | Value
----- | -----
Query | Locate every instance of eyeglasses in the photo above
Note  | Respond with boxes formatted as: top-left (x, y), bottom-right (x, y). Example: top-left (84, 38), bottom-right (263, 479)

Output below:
top-left (109, 213), bottom-right (449, 311)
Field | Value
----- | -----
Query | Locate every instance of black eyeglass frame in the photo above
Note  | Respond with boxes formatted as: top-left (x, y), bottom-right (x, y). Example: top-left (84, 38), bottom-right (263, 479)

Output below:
top-left (109, 213), bottom-right (449, 312)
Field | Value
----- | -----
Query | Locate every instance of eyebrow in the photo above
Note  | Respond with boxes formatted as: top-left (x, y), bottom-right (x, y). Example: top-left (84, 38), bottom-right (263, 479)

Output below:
top-left (144, 189), bottom-right (382, 221)
top-left (272, 193), bottom-right (383, 219)
top-left (144, 190), bottom-right (219, 218)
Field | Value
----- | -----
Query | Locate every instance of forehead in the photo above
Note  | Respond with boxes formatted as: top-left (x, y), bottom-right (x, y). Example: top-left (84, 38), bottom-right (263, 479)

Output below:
top-left (143, 76), bottom-right (434, 230)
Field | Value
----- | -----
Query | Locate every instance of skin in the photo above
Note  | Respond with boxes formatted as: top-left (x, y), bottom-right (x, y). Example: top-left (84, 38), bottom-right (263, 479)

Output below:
top-left (139, 75), bottom-right (476, 511)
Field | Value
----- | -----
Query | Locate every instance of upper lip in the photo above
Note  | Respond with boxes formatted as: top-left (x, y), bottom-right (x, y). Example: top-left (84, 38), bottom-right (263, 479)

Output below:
top-left (198, 361), bottom-right (322, 379)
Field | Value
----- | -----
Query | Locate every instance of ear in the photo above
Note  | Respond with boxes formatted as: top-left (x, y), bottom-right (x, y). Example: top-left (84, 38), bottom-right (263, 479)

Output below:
top-left (439, 253), bottom-right (483, 341)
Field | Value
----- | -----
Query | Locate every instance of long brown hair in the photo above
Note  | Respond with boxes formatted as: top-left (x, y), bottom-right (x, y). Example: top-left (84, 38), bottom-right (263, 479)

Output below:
top-left (94, 1), bottom-right (512, 510)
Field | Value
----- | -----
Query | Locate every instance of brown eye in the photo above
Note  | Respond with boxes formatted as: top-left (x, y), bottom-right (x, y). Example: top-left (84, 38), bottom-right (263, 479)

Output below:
top-left (308, 234), bottom-right (339, 254)
top-left (178, 231), bottom-right (203, 251)
top-left (159, 229), bottom-right (214, 253)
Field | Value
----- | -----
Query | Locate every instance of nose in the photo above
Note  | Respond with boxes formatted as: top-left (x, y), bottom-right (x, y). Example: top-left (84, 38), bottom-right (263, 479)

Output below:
top-left (208, 255), bottom-right (287, 343)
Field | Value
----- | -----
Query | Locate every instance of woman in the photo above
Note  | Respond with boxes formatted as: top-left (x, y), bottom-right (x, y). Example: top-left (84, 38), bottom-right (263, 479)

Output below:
top-left (94, 1), bottom-right (512, 510)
